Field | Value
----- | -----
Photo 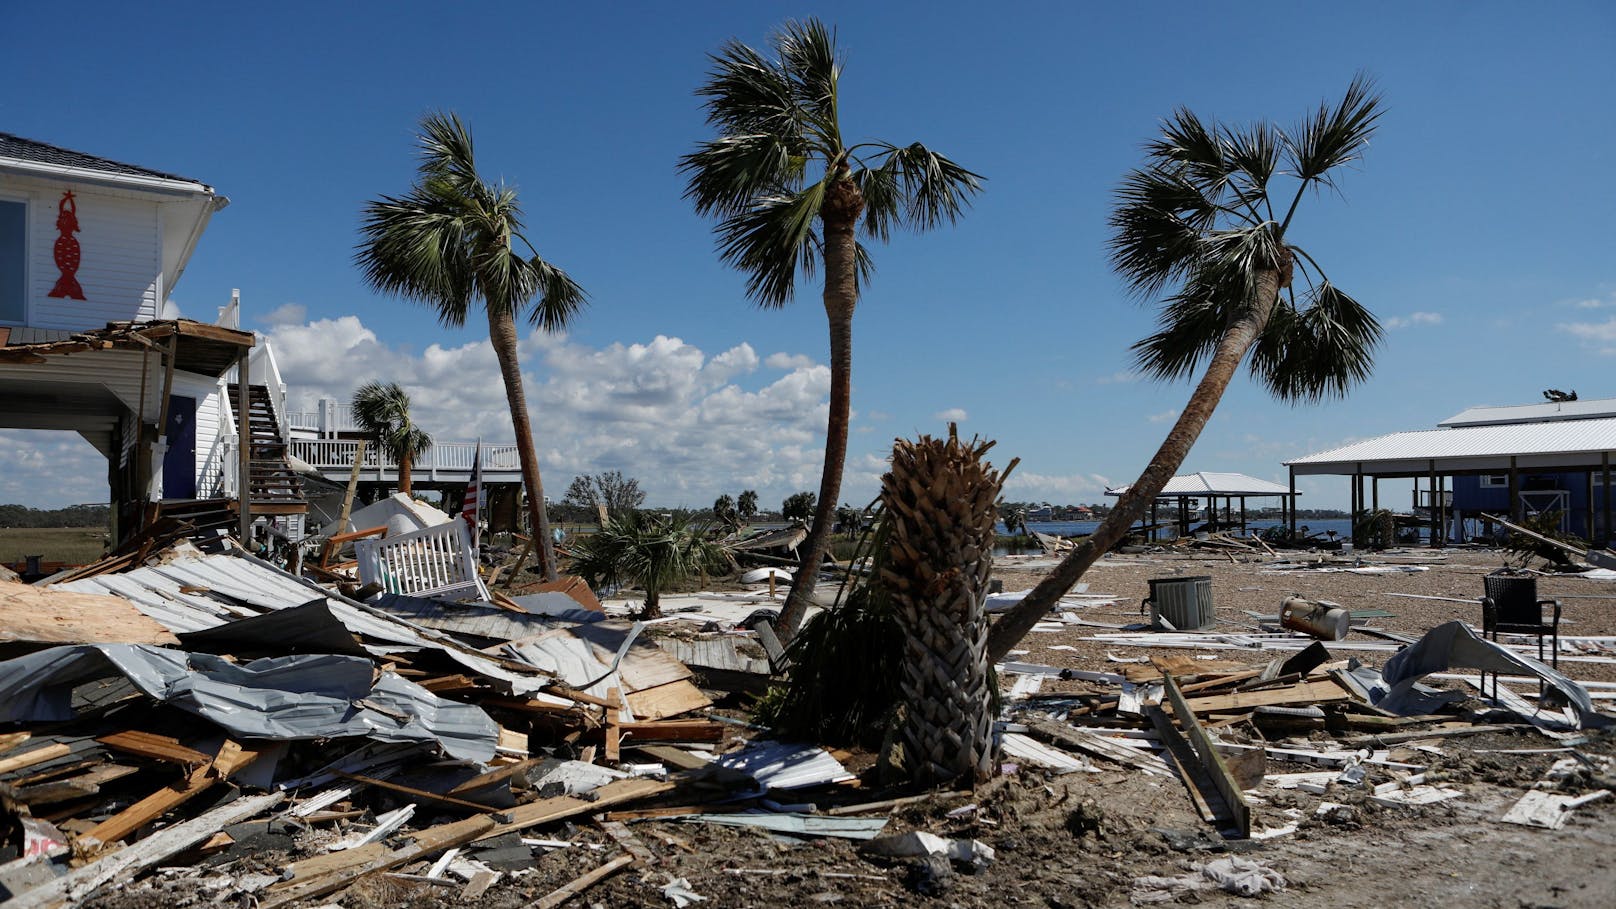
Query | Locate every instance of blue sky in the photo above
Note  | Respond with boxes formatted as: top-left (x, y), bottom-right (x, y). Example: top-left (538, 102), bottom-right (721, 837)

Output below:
top-left (3, 1), bottom-right (1614, 511)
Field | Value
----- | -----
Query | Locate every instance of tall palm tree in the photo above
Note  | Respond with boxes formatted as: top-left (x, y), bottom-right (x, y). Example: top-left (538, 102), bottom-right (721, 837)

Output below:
top-left (681, 18), bottom-right (983, 642)
top-left (351, 381), bottom-right (433, 495)
top-left (987, 77), bottom-right (1386, 663)
top-left (357, 113), bottom-right (586, 581)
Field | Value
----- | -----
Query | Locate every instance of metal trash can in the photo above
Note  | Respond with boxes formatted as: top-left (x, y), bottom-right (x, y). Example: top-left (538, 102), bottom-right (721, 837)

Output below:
top-left (1143, 575), bottom-right (1215, 631)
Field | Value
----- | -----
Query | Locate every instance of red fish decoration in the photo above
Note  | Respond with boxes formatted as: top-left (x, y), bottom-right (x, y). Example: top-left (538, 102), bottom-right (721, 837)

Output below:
top-left (47, 191), bottom-right (85, 300)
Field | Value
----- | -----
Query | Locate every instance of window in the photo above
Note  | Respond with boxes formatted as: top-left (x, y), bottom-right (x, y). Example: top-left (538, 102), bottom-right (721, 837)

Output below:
top-left (1479, 475), bottom-right (1508, 488)
top-left (0, 198), bottom-right (24, 324)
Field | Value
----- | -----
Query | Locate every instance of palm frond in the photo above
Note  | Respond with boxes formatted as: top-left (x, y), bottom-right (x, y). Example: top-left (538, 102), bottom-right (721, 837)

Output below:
top-left (695, 39), bottom-right (803, 138)
top-left (679, 134), bottom-right (805, 217)
top-left (864, 142), bottom-right (984, 233)
top-left (1220, 121), bottom-right (1279, 215)
top-left (1284, 73), bottom-right (1383, 187)
top-left (1249, 282), bottom-right (1381, 401)
top-left (1147, 107), bottom-right (1234, 199)
top-left (529, 257), bottom-right (589, 331)
top-left (351, 381), bottom-right (433, 463)
top-left (1108, 168), bottom-right (1218, 297)
top-left (1128, 279), bottom-right (1232, 381)
top-left (714, 182), bottom-right (827, 307)
top-left (776, 18), bottom-right (843, 149)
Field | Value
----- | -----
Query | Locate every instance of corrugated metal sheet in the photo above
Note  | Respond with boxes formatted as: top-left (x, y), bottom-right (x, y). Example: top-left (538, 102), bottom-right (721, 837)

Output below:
top-left (1287, 417), bottom-right (1616, 476)
top-left (1107, 471), bottom-right (1293, 497)
top-left (711, 740), bottom-right (855, 790)
top-left (1440, 397), bottom-right (1616, 427)
top-left (52, 551), bottom-right (556, 695)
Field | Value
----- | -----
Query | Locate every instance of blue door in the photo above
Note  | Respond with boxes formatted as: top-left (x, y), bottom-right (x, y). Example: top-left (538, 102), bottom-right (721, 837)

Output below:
top-left (163, 395), bottom-right (197, 500)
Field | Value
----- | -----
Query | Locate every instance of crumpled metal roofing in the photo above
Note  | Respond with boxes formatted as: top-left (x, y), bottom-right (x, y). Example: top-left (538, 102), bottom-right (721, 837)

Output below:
top-left (0, 643), bottom-right (497, 763)
top-left (711, 739), bottom-right (855, 790)
top-left (52, 550), bottom-right (555, 695)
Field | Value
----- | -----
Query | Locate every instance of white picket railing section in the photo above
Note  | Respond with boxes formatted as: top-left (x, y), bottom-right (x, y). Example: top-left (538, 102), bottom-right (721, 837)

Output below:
top-left (354, 520), bottom-right (489, 603)
top-left (289, 440), bottom-right (521, 475)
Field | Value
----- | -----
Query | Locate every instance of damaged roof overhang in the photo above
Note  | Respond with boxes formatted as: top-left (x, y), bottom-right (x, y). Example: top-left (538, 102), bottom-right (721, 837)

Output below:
top-left (0, 319), bottom-right (254, 377)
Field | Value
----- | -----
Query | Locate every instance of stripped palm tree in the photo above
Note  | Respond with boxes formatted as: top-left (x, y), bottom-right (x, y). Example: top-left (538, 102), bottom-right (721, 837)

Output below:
top-left (883, 426), bottom-right (1014, 785)
top-left (988, 77), bottom-right (1386, 663)
top-left (681, 18), bottom-right (982, 643)
top-left (351, 381), bottom-right (432, 495)
top-left (357, 112), bottom-right (585, 581)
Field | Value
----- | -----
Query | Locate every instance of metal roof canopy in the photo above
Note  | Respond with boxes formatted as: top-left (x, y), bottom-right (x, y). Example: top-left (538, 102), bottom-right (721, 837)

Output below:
top-left (1285, 417), bottom-right (1616, 478)
top-left (1440, 397), bottom-right (1616, 428)
top-left (1106, 471), bottom-right (1297, 498)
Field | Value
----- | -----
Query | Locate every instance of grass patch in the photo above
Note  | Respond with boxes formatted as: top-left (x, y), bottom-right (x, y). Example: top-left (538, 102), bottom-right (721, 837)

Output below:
top-left (0, 527), bottom-right (109, 567)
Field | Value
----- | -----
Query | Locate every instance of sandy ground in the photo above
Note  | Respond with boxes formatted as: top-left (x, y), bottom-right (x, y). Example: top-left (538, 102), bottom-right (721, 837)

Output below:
top-left (85, 547), bottom-right (1616, 909)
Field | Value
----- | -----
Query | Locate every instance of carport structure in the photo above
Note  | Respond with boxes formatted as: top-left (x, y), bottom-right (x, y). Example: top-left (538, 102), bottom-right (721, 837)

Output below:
top-left (1285, 417), bottom-right (1616, 547)
top-left (1106, 471), bottom-right (1299, 541)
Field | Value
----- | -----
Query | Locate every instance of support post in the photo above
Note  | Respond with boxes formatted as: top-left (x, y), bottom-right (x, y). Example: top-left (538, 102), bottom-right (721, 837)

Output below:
top-left (1288, 467), bottom-right (1297, 540)
top-left (1371, 477), bottom-right (1379, 513)
top-left (1437, 474), bottom-right (1447, 546)
top-left (237, 350), bottom-right (252, 545)
top-left (1239, 496), bottom-right (1246, 536)
top-left (1604, 453), bottom-right (1612, 548)
top-left (1509, 457), bottom-right (1520, 523)
top-left (1428, 461), bottom-right (1438, 548)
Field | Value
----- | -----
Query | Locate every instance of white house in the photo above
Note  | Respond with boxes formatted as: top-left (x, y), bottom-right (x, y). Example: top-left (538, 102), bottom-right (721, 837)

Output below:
top-left (0, 132), bottom-right (303, 544)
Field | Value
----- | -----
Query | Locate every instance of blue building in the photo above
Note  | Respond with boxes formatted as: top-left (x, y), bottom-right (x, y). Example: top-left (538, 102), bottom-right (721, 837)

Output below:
top-left (1286, 396), bottom-right (1616, 546)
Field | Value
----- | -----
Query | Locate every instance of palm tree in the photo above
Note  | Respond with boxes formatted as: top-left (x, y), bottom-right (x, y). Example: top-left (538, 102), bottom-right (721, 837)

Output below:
top-left (566, 511), bottom-right (730, 619)
top-left (357, 112), bottom-right (585, 581)
top-left (351, 381), bottom-right (433, 495)
top-left (681, 19), bottom-right (982, 643)
top-left (987, 77), bottom-right (1386, 663)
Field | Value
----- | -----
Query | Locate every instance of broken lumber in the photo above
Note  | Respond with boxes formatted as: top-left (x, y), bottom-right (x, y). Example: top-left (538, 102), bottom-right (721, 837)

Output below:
top-left (534, 853), bottom-right (635, 909)
top-left (84, 739), bottom-right (262, 846)
top-left (1164, 673), bottom-right (1251, 838)
top-left (7, 792), bottom-right (284, 909)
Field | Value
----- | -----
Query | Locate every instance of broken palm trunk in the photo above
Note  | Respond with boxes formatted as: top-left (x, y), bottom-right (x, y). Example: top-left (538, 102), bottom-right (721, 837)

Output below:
top-left (881, 426), bottom-right (1016, 786)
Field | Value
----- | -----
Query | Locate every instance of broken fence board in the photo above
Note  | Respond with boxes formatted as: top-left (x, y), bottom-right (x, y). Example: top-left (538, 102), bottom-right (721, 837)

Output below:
top-left (1164, 673), bottom-right (1252, 838)
top-left (534, 853), bottom-right (636, 909)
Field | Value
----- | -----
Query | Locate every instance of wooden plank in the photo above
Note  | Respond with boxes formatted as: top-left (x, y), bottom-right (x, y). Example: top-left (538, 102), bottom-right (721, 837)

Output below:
top-left (0, 743), bottom-right (72, 776)
top-left (15, 764), bottom-right (140, 805)
top-left (619, 720), bottom-right (725, 743)
top-left (478, 778), bottom-right (674, 841)
top-left (6, 792), bottom-right (284, 909)
top-left (597, 819), bottom-right (659, 866)
top-left (605, 687), bottom-right (622, 763)
top-left (1181, 678), bottom-right (1349, 714)
top-left (447, 758), bottom-right (542, 796)
top-left (1164, 674), bottom-right (1251, 838)
top-left (0, 731), bottom-right (31, 754)
top-left (1022, 720), bottom-right (1172, 776)
top-left (534, 853), bottom-right (635, 909)
top-left (334, 772), bottom-right (503, 815)
top-left (83, 740), bottom-right (262, 846)
top-left (96, 730), bottom-right (212, 766)
top-left (261, 814), bottom-right (497, 909)
top-left (624, 679), bottom-right (712, 721)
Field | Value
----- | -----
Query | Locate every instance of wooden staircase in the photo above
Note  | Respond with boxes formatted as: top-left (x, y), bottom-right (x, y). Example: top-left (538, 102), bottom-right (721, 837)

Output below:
top-left (229, 383), bottom-right (308, 515)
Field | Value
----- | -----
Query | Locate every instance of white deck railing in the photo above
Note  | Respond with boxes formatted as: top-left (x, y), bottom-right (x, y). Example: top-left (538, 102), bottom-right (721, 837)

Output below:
top-left (290, 439), bottom-right (522, 475)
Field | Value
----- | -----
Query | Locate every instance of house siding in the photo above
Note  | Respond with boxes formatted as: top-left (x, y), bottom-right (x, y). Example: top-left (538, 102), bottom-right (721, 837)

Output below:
top-left (0, 173), bottom-right (162, 331)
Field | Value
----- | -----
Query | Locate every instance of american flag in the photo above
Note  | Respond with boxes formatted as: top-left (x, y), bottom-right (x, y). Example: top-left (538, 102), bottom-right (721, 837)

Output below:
top-left (461, 440), bottom-right (483, 550)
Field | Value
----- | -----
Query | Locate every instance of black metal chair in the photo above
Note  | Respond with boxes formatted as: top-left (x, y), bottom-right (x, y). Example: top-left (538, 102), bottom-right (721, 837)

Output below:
top-left (1480, 569), bottom-right (1561, 699)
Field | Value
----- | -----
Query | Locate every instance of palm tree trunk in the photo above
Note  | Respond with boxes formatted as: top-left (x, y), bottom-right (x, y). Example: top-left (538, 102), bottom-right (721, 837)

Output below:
top-left (985, 268), bottom-right (1285, 664)
top-left (884, 429), bottom-right (1005, 786)
top-left (776, 176), bottom-right (863, 641)
top-left (488, 305), bottom-right (559, 581)
top-left (398, 449), bottom-right (413, 495)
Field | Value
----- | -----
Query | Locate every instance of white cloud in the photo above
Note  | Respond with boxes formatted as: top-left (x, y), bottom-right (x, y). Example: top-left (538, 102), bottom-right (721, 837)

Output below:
top-left (1096, 370), bottom-right (1138, 385)
top-left (1384, 311), bottom-right (1444, 329)
top-left (934, 407), bottom-right (968, 422)
top-left (260, 302), bottom-right (308, 326)
top-left (1147, 409), bottom-right (1180, 423)
top-left (1560, 316), bottom-right (1616, 355)
top-left (0, 431), bottom-right (109, 508)
top-left (865, 410), bottom-right (891, 422)
top-left (1003, 471), bottom-right (1113, 500)
top-left (765, 352), bottom-right (816, 370)
top-left (1569, 291), bottom-right (1616, 310)
top-left (264, 316), bottom-right (836, 506)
